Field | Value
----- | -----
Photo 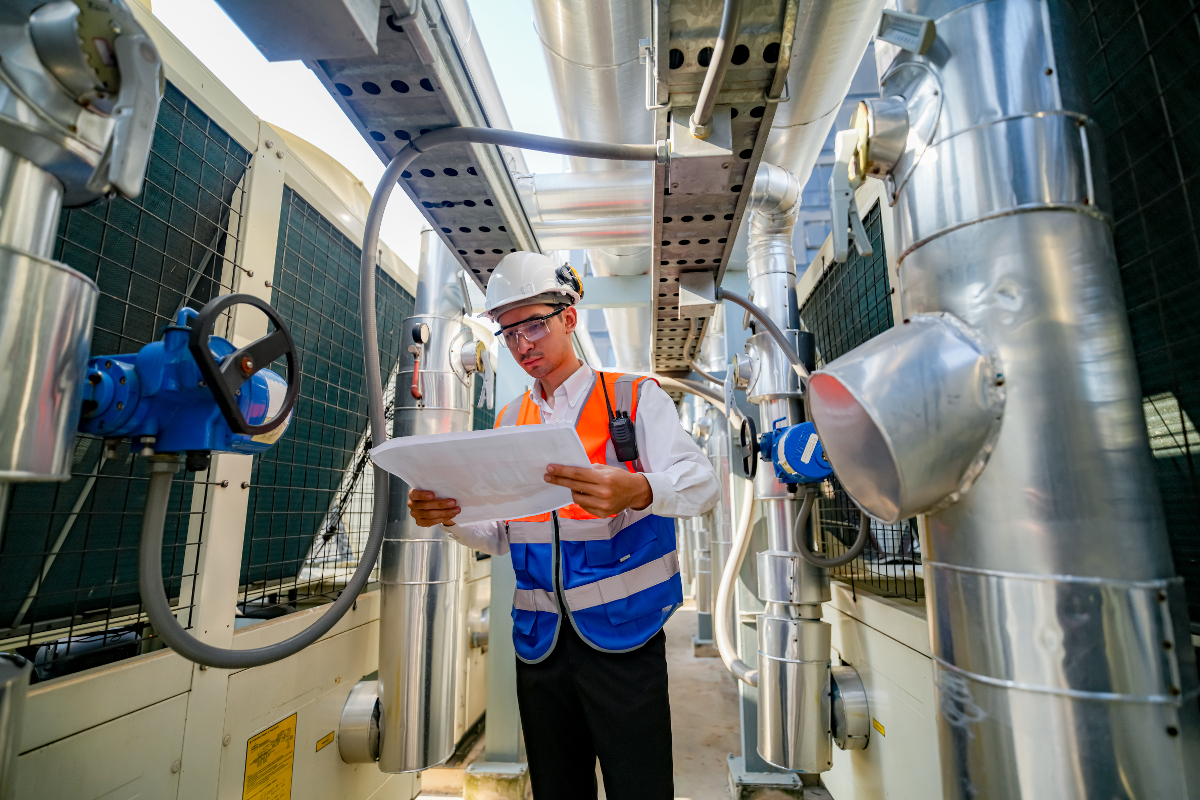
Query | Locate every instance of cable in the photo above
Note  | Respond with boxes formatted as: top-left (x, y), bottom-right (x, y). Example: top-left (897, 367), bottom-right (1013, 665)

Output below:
top-left (691, 0), bottom-right (745, 134)
top-left (714, 475), bottom-right (757, 685)
top-left (136, 126), bottom-right (657, 669)
top-left (716, 287), bottom-right (810, 383)
top-left (792, 487), bottom-right (871, 569)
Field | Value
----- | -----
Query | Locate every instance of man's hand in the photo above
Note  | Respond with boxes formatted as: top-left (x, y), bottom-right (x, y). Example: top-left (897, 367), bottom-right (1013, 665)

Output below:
top-left (408, 489), bottom-right (461, 528)
top-left (544, 464), bottom-right (653, 518)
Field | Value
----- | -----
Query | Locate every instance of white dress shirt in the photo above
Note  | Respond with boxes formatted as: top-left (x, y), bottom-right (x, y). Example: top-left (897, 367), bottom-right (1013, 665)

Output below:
top-left (446, 363), bottom-right (719, 556)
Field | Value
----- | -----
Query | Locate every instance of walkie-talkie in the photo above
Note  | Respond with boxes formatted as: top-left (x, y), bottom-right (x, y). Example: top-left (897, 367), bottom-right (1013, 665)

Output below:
top-left (600, 375), bottom-right (639, 464)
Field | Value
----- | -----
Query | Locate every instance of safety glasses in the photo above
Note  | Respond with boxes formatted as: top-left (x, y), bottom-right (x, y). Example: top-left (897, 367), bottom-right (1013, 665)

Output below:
top-left (497, 307), bottom-right (565, 349)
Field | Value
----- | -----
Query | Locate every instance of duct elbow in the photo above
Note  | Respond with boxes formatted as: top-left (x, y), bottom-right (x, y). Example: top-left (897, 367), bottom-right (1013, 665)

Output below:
top-left (748, 162), bottom-right (802, 236)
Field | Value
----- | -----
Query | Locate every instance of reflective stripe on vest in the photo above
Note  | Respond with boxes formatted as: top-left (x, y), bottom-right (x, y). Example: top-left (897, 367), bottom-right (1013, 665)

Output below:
top-left (514, 587), bottom-right (558, 613)
top-left (562, 551), bottom-right (680, 611)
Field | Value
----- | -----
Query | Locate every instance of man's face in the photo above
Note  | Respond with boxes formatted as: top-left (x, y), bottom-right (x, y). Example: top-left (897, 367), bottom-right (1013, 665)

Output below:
top-left (496, 303), bottom-right (577, 379)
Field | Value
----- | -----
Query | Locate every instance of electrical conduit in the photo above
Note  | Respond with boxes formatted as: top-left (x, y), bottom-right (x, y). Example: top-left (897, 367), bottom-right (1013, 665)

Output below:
top-left (714, 476), bottom-right (758, 685)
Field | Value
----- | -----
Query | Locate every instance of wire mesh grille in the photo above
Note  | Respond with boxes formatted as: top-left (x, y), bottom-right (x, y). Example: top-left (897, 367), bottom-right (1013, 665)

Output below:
top-left (799, 201), bottom-right (921, 600)
top-left (237, 186), bottom-right (413, 620)
top-left (1079, 0), bottom-right (1200, 626)
top-left (0, 81), bottom-right (251, 680)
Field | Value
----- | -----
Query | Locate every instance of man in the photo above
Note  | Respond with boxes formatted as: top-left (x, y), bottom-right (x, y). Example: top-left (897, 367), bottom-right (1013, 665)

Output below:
top-left (408, 251), bottom-right (719, 800)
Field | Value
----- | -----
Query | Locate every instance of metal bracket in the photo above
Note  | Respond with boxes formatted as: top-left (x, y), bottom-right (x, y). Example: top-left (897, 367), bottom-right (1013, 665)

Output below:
top-left (829, 130), bottom-right (873, 262)
top-left (877, 9), bottom-right (937, 55)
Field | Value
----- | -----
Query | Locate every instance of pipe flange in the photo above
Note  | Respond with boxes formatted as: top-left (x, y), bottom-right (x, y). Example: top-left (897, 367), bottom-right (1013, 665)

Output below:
top-left (831, 664), bottom-right (870, 750)
top-left (339, 680), bottom-right (380, 763)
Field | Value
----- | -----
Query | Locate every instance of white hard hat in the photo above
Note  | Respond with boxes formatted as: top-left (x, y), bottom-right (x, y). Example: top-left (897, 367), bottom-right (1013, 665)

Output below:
top-left (484, 251), bottom-right (583, 321)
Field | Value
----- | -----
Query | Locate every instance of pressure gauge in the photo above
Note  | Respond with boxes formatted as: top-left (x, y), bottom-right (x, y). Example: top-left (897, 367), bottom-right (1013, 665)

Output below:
top-left (412, 322), bottom-right (430, 344)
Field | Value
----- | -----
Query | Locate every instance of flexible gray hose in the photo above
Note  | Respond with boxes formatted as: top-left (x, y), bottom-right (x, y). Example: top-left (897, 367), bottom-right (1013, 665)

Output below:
top-left (793, 487), bottom-right (871, 569)
top-left (137, 126), bottom-right (657, 669)
top-left (139, 454), bottom-right (389, 668)
top-left (716, 288), bottom-right (810, 382)
top-left (715, 476), bottom-right (757, 685)
top-left (691, 0), bottom-right (744, 133)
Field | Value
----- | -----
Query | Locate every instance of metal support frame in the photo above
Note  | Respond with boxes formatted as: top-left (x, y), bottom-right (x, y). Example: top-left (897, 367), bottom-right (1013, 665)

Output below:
top-left (175, 119), bottom-right (285, 800)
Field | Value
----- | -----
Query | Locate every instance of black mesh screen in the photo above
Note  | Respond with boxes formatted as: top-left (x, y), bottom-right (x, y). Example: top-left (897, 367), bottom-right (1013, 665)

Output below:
top-left (237, 186), bottom-right (413, 618)
top-left (799, 201), bottom-right (922, 600)
top-left (0, 81), bottom-right (250, 680)
top-left (1080, 0), bottom-right (1200, 625)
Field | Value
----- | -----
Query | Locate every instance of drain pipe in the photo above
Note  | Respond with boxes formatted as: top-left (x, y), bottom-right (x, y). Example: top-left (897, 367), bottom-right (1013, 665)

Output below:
top-left (741, 161), bottom-right (834, 773)
top-left (846, 1), bottom-right (1200, 795)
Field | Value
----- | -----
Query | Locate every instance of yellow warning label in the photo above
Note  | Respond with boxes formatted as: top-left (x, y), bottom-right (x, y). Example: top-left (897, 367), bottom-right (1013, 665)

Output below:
top-left (242, 714), bottom-right (297, 800)
top-left (872, 718), bottom-right (886, 737)
top-left (316, 731), bottom-right (335, 752)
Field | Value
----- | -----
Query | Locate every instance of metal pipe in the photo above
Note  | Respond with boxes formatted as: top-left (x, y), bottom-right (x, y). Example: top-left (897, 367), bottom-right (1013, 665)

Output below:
top-left (516, 169), bottom-right (651, 222)
top-left (530, 0), bottom-right (655, 369)
top-left (717, 288), bottom-right (807, 382)
top-left (531, 217), bottom-right (651, 250)
top-left (530, 0), bottom-right (653, 172)
top-left (690, 0), bottom-right (744, 137)
top-left (715, 476), bottom-right (757, 685)
top-left (881, 1), bottom-right (1200, 795)
top-left (762, 0), bottom-right (886, 190)
top-left (378, 230), bottom-right (471, 773)
top-left (687, 319), bottom-right (724, 386)
top-left (742, 162), bottom-right (833, 773)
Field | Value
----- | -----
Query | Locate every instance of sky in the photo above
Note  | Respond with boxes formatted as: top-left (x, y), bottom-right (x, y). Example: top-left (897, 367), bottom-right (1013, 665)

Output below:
top-left (150, 0), bottom-right (564, 270)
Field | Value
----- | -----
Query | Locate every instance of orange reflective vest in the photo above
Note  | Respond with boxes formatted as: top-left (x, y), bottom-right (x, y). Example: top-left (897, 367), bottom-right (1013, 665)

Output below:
top-left (496, 369), bottom-right (683, 662)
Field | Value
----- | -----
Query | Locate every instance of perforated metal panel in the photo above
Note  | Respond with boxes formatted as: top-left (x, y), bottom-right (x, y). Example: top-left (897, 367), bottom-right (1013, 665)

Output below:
top-left (307, 6), bottom-right (534, 286)
top-left (0, 81), bottom-right (250, 679)
top-left (800, 201), bottom-right (921, 600)
top-left (651, 0), bottom-right (799, 372)
top-left (1080, 0), bottom-right (1200, 624)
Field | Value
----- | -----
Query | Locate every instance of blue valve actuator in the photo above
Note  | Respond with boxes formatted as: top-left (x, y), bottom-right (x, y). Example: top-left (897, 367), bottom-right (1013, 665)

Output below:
top-left (79, 307), bottom-right (291, 454)
top-left (759, 420), bottom-right (833, 484)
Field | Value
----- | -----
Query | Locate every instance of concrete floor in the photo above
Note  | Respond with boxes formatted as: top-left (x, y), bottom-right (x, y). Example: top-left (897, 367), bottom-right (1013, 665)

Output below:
top-left (420, 601), bottom-right (743, 800)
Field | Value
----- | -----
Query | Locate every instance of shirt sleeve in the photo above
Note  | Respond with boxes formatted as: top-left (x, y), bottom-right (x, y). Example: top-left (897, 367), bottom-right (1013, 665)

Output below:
top-left (445, 520), bottom-right (509, 556)
top-left (634, 380), bottom-right (720, 518)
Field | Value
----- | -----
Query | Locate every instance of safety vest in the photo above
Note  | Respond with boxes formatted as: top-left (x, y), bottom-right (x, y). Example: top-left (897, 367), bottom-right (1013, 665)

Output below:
top-left (496, 369), bottom-right (683, 663)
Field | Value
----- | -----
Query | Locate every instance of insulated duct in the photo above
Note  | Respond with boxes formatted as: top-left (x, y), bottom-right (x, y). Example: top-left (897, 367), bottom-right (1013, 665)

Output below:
top-left (813, 1), bottom-right (1200, 795)
top-left (517, 169), bottom-right (652, 251)
top-left (743, 162), bottom-right (832, 773)
top-left (376, 230), bottom-right (473, 773)
top-left (531, 0), bottom-right (654, 371)
top-left (762, 0), bottom-right (887, 190)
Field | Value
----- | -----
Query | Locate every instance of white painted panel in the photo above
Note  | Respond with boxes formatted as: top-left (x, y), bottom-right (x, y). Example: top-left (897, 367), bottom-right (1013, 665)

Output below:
top-left (15, 693), bottom-right (188, 800)
top-left (823, 605), bottom-right (944, 800)
top-left (217, 618), bottom-right (414, 800)
top-left (21, 649), bottom-right (191, 753)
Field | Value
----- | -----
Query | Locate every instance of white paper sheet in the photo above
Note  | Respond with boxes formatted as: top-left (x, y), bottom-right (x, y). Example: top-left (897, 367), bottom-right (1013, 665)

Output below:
top-left (369, 424), bottom-right (592, 525)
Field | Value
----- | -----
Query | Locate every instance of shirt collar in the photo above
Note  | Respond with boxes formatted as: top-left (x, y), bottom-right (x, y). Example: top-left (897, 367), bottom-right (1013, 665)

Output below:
top-left (532, 363), bottom-right (593, 413)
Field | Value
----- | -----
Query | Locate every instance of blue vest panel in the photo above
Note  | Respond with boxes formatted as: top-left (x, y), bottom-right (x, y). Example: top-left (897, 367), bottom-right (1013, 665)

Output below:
top-left (509, 513), bottom-right (683, 662)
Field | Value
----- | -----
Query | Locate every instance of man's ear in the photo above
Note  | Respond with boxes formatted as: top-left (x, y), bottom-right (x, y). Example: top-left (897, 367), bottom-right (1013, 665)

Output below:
top-left (561, 305), bottom-right (578, 334)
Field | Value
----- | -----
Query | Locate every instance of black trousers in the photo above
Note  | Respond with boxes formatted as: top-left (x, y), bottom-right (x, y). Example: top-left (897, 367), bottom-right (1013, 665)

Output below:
top-left (515, 621), bottom-right (674, 800)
